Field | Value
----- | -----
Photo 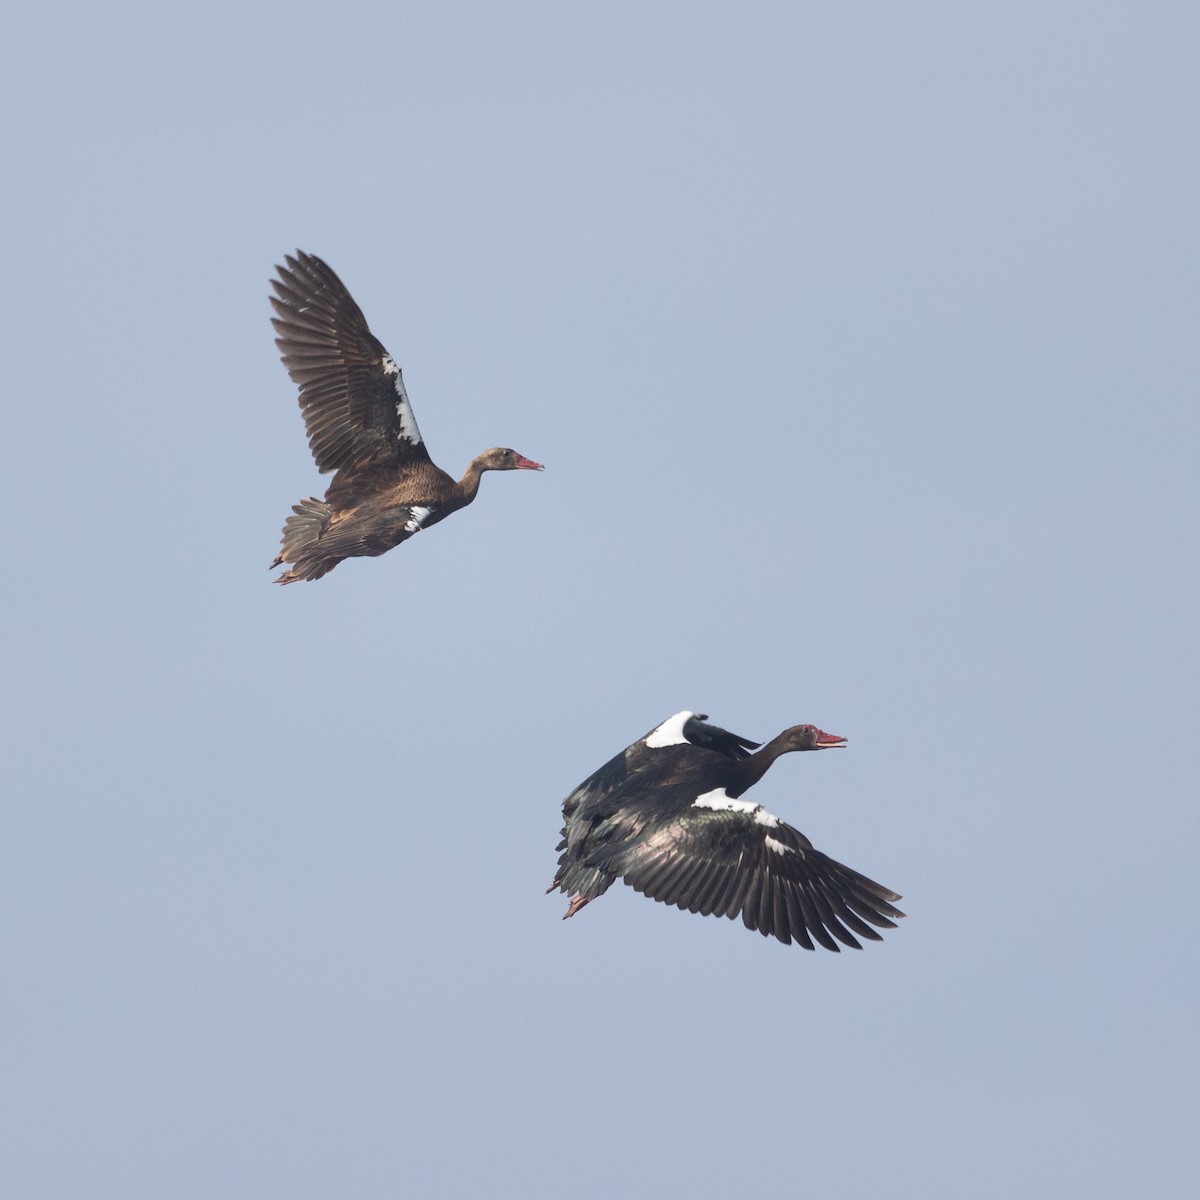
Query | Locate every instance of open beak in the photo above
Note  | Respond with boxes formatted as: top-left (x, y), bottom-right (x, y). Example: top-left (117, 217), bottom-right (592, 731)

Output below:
top-left (815, 730), bottom-right (848, 748)
top-left (515, 456), bottom-right (544, 471)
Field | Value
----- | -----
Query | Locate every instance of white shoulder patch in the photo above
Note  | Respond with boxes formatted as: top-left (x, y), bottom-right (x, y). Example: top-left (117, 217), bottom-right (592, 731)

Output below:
top-left (645, 711), bottom-right (695, 749)
top-left (404, 505), bottom-right (434, 533)
top-left (382, 354), bottom-right (424, 446)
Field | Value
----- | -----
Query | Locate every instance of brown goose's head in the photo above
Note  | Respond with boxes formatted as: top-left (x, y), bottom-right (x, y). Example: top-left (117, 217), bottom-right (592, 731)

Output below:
top-left (477, 447), bottom-right (544, 472)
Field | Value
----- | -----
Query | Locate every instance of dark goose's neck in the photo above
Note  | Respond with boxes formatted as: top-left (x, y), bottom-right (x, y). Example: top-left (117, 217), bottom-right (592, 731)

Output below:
top-left (725, 732), bottom-right (797, 798)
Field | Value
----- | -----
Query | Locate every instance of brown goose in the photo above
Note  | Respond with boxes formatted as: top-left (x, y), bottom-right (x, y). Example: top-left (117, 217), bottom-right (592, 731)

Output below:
top-left (269, 251), bottom-right (543, 584)
top-left (548, 711), bottom-right (905, 949)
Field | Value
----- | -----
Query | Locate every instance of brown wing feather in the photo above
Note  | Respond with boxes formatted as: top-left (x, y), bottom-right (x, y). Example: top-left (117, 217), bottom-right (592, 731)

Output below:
top-left (270, 251), bottom-right (432, 475)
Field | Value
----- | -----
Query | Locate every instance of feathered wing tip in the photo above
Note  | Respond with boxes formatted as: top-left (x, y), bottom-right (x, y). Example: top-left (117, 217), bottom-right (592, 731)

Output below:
top-left (270, 497), bottom-right (335, 584)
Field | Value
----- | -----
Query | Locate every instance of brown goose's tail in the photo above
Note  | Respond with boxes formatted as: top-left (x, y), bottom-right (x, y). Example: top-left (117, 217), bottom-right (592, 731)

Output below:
top-left (270, 498), bottom-right (336, 584)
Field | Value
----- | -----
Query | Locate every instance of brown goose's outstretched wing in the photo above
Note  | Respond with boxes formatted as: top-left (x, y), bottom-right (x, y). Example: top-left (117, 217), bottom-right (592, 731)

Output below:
top-left (270, 251), bottom-right (432, 475)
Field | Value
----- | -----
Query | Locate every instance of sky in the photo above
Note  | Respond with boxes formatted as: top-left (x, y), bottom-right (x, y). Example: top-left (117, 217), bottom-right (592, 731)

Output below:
top-left (3, 2), bottom-right (1198, 1196)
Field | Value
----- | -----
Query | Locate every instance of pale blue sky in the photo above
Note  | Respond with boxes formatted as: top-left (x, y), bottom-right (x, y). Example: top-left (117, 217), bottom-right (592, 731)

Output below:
top-left (4, 3), bottom-right (1198, 1197)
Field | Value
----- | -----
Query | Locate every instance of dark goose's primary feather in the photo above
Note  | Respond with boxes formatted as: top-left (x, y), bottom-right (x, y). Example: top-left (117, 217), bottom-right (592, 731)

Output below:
top-left (269, 251), bottom-right (542, 584)
top-left (548, 711), bottom-right (904, 950)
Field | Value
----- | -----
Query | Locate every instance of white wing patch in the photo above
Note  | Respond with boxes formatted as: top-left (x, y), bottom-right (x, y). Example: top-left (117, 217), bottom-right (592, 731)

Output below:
top-left (692, 787), bottom-right (757, 815)
top-left (764, 835), bottom-right (793, 855)
top-left (645, 711), bottom-right (696, 749)
top-left (692, 787), bottom-right (780, 828)
top-left (381, 354), bottom-right (424, 447)
top-left (404, 505), bottom-right (434, 533)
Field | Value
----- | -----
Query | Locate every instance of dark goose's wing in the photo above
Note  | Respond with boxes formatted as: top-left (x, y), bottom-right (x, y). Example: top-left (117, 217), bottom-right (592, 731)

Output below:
top-left (609, 794), bottom-right (905, 950)
top-left (554, 711), bottom-right (756, 857)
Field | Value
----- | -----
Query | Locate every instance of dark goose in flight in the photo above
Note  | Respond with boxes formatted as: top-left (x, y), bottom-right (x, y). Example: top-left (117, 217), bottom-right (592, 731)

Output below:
top-left (269, 252), bottom-right (543, 583)
top-left (548, 711), bottom-right (904, 950)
